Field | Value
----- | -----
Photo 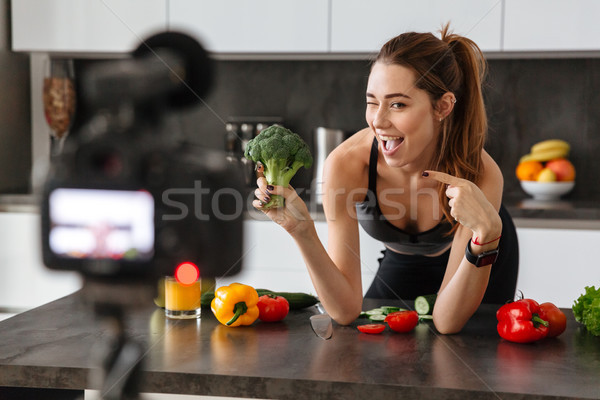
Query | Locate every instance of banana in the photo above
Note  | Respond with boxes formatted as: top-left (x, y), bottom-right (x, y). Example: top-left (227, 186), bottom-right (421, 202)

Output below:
top-left (530, 139), bottom-right (570, 155)
top-left (519, 147), bottom-right (570, 163)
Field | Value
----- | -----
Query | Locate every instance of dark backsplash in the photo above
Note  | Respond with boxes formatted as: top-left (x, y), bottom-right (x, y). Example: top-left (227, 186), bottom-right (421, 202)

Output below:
top-left (176, 57), bottom-right (600, 201)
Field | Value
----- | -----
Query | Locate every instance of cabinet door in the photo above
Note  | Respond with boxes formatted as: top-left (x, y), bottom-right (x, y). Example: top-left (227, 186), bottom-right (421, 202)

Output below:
top-left (0, 213), bottom-right (82, 309)
top-left (218, 220), bottom-right (383, 294)
top-left (504, 0), bottom-right (600, 51)
top-left (516, 227), bottom-right (600, 308)
top-left (11, 0), bottom-right (167, 53)
top-left (168, 0), bottom-right (329, 53)
top-left (331, 0), bottom-right (502, 53)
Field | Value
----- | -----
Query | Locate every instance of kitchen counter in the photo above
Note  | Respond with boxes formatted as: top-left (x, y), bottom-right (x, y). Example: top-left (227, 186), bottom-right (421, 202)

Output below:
top-left (3, 192), bottom-right (600, 228)
top-left (0, 194), bottom-right (39, 213)
top-left (1, 291), bottom-right (599, 399)
top-left (503, 195), bottom-right (600, 229)
top-left (245, 196), bottom-right (600, 229)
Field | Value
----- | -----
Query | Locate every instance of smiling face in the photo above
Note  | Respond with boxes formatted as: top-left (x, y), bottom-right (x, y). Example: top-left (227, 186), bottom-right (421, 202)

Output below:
top-left (366, 62), bottom-right (440, 171)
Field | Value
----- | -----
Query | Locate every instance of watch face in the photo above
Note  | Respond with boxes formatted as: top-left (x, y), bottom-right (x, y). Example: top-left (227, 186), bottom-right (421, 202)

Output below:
top-left (478, 252), bottom-right (498, 267)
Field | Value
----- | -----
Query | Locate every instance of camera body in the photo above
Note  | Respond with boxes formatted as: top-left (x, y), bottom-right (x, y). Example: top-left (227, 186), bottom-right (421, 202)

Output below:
top-left (40, 32), bottom-right (245, 283)
top-left (41, 112), bottom-right (245, 283)
top-left (41, 128), bottom-right (245, 282)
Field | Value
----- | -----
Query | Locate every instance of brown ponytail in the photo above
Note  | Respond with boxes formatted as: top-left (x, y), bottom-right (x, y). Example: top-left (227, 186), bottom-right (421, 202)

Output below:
top-left (375, 23), bottom-right (488, 233)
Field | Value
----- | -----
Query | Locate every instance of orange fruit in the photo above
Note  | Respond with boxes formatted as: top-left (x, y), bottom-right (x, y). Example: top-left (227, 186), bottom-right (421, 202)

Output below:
top-left (516, 160), bottom-right (544, 181)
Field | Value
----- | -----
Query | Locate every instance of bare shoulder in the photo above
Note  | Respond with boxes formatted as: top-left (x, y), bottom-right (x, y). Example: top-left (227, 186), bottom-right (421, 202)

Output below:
top-left (323, 128), bottom-right (372, 190)
top-left (321, 128), bottom-right (373, 215)
top-left (479, 149), bottom-right (504, 208)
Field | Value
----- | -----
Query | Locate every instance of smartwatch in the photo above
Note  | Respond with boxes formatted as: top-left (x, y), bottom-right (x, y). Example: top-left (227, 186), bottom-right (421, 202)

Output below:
top-left (465, 239), bottom-right (499, 267)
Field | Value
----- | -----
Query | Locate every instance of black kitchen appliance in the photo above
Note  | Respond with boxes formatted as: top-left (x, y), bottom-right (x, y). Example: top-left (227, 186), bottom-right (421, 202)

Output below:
top-left (39, 32), bottom-right (245, 400)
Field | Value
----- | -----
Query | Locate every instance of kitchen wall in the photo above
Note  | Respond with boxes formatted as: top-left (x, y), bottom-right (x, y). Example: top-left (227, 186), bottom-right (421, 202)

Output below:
top-left (0, 0), bottom-right (31, 194)
top-left (174, 57), bottom-right (600, 201)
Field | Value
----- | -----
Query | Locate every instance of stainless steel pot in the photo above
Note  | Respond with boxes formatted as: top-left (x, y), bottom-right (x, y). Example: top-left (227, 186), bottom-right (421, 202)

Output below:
top-left (312, 127), bottom-right (345, 204)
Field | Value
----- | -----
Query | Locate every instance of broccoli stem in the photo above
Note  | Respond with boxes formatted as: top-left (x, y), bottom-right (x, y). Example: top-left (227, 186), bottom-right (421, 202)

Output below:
top-left (264, 195), bottom-right (285, 209)
top-left (262, 159), bottom-right (304, 209)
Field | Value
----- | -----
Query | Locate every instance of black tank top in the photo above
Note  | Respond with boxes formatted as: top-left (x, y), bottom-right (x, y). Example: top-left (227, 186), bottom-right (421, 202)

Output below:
top-left (355, 138), bottom-right (454, 255)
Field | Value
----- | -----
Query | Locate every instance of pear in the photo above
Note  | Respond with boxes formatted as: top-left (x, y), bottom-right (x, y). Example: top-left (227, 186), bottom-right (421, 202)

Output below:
top-left (537, 168), bottom-right (557, 182)
top-left (153, 277), bottom-right (165, 308)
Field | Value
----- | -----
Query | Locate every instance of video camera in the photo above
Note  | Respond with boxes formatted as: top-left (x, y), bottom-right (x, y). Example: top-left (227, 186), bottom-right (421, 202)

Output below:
top-left (40, 32), bottom-right (245, 284)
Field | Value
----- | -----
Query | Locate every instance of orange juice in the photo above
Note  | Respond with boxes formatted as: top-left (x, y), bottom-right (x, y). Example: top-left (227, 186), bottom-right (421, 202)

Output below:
top-left (164, 276), bottom-right (201, 319)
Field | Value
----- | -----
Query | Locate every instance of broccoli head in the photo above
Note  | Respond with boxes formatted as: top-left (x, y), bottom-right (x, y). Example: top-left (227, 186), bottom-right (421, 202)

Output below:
top-left (244, 125), bottom-right (313, 209)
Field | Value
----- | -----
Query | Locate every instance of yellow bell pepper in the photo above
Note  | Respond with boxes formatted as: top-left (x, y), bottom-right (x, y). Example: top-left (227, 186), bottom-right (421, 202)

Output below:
top-left (211, 283), bottom-right (259, 327)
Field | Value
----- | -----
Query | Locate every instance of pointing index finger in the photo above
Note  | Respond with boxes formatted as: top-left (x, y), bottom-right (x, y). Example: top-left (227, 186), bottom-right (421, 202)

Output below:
top-left (423, 170), bottom-right (464, 186)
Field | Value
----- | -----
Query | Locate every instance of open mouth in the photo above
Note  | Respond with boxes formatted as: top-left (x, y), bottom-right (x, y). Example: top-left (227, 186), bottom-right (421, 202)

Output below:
top-left (379, 135), bottom-right (404, 152)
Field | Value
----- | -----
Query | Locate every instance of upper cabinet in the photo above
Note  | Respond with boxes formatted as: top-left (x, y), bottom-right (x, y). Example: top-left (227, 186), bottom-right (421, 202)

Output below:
top-left (330, 0), bottom-right (503, 53)
top-left (504, 0), bottom-right (600, 52)
top-left (168, 0), bottom-right (329, 53)
top-left (11, 0), bottom-right (167, 53)
top-left (10, 0), bottom-right (600, 56)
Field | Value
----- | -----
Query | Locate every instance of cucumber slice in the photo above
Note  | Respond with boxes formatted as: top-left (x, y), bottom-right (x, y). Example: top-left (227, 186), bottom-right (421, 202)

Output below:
top-left (381, 306), bottom-right (404, 314)
top-left (418, 314), bottom-right (434, 320)
top-left (368, 314), bottom-right (387, 322)
top-left (359, 306), bottom-right (409, 323)
top-left (365, 308), bottom-right (385, 315)
top-left (415, 294), bottom-right (437, 315)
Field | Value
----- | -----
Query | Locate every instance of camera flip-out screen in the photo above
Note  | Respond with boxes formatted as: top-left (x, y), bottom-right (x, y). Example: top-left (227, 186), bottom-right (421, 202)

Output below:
top-left (48, 189), bottom-right (154, 261)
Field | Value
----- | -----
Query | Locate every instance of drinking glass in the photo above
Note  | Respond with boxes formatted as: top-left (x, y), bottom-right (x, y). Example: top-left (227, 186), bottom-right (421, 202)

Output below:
top-left (164, 276), bottom-right (202, 319)
top-left (43, 57), bottom-right (76, 157)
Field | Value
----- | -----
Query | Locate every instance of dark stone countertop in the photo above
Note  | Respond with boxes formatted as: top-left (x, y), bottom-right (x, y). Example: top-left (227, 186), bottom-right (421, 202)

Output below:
top-left (245, 195), bottom-right (600, 229)
top-left (503, 194), bottom-right (600, 221)
top-left (1, 292), bottom-right (599, 399)
top-left (2, 193), bottom-right (600, 228)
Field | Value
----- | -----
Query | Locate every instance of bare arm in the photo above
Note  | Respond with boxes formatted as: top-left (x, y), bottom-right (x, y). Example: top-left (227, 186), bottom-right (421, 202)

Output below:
top-left (424, 152), bottom-right (504, 334)
top-left (252, 140), bottom-right (368, 325)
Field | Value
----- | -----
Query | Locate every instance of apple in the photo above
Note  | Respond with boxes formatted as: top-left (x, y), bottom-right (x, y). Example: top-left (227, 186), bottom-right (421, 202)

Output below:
top-left (545, 158), bottom-right (575, 181)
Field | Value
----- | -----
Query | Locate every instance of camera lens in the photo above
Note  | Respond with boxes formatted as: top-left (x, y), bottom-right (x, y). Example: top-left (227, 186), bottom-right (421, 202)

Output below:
top-left (90, 150), bottom-right (123, 178)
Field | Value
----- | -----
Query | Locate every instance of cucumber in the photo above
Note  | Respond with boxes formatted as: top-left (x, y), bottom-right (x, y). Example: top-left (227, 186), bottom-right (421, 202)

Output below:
top-left (381, 306), bottom-right (404, 314)
top-left (200, 289), bottom-right (319, 310)
top-left (368, 314), bottom-right (387, 322)
top-left (255, 289), bottom-right (319, 310)
top-left (359, 306), bottom-right (408, 320)
top-left (414, 294), bottom-right (437, 315)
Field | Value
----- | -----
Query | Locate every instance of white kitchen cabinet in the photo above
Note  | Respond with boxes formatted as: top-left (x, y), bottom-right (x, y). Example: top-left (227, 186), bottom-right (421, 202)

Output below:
top-left (0, 212), bottom-right (82, 310)
top-left (225, 218), bottom-right (600, 310)
top-left (504, 0), bottom-right (600, 52)
top-left (218, 218), bottom-right (384, 295)
top-left (11, 0), bottom-right (167, 53)
top-left (168, 0), bottom-right (329, 53)
top-left (330, 0), bottom-right (503, 53)
top-left (515, 227), bottom-right (600, 308)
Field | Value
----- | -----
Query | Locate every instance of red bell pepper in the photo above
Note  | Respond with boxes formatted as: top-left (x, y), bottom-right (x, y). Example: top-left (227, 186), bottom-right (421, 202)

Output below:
top-left (539, 302), bottom-right (567, 338)
top-left (257, 294), bottom-right (289, 322)
top-left (496, 299), bottom-right (549, 343)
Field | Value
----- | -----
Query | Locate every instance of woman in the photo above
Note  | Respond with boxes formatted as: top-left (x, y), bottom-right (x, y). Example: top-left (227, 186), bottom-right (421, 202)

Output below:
top-left (253, 25), bottom-right (518, 334)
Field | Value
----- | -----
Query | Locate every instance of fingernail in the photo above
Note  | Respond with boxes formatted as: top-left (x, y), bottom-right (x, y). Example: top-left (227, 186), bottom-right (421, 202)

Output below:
top-left (266, 185), bottom-right (274, 191)
top-left (422, 171), bottom-right (429, 177)
top-left (255, 162), bottom-right (263, 171)
top-left (263, 196), bottom-right (270, 202)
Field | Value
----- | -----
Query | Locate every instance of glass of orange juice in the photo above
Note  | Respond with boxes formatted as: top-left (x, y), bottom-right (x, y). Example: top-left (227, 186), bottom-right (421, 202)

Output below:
top-left (164, 276), bottom-right (201, 319)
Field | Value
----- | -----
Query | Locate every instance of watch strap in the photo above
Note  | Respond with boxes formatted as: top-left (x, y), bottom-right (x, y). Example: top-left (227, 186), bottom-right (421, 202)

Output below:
top-left (465, 239), bottom-right (499, 267)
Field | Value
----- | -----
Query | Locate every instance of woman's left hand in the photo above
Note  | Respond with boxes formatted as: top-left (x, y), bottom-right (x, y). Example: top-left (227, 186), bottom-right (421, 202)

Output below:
top-left (423, 170), bottom-right (501, 241)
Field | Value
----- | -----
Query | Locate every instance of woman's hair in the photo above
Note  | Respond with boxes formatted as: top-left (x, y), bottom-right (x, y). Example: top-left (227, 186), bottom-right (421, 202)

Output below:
top-left (374, 23), bottom-right (488, 233)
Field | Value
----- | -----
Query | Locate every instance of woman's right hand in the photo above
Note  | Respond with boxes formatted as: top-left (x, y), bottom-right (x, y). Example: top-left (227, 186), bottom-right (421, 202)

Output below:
top-left (252, 162), bottom-right (314, 236)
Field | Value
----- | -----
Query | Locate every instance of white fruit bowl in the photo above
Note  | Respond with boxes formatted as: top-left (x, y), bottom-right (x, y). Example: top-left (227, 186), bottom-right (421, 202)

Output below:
top-left (520, 180), bottom-right (575, 201)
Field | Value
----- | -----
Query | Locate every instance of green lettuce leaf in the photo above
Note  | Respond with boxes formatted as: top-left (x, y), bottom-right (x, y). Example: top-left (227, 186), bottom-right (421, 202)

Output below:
top-left (573, 286), bottom-right (600, 336)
